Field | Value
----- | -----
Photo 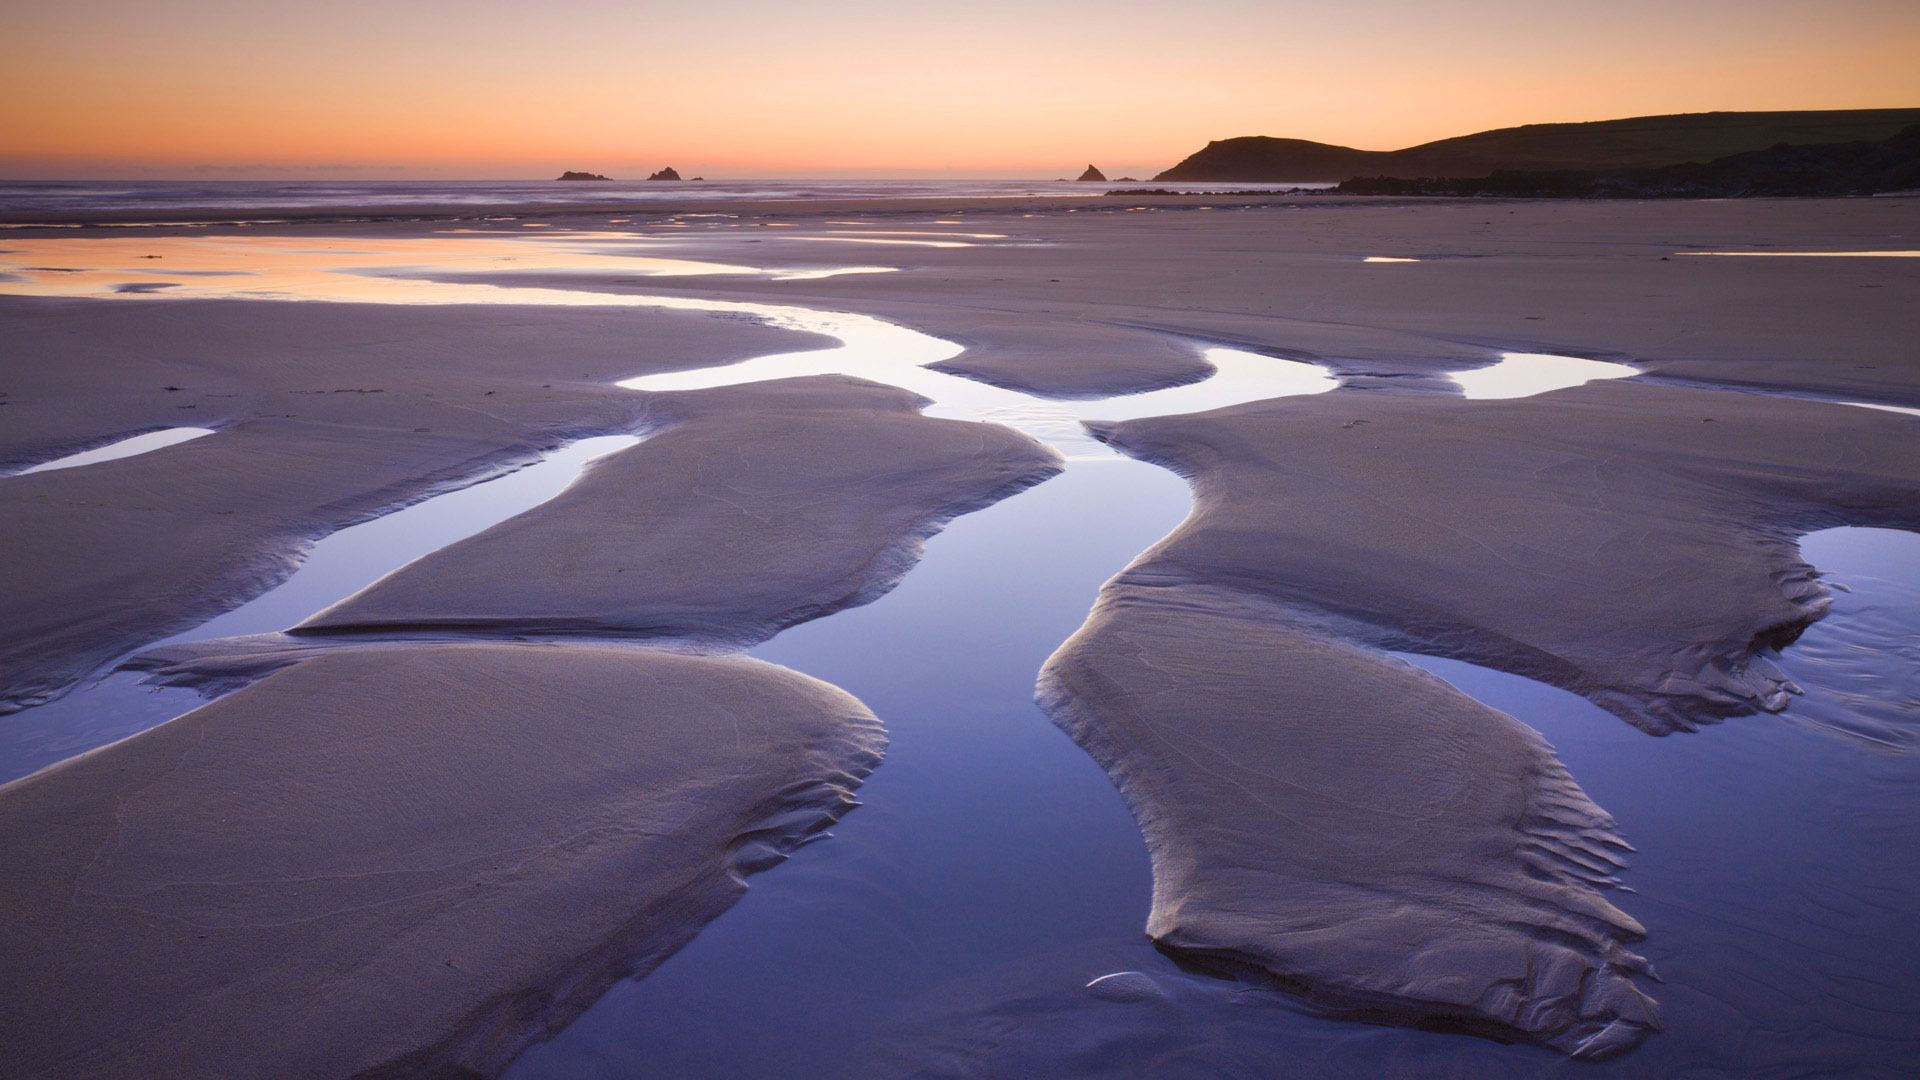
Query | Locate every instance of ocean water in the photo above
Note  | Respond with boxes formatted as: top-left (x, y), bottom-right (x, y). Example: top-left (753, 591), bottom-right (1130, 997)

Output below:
top-left (0, 179), bottom-right (1328, 218)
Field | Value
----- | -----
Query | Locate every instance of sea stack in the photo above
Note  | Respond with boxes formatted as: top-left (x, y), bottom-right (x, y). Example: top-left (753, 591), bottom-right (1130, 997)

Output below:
top-left (648, 167), bottom-right (683, 181)
top-left (1076, 164), bottom-right (1107, 181)
top-left (555, 171), bottom-right (611, 181)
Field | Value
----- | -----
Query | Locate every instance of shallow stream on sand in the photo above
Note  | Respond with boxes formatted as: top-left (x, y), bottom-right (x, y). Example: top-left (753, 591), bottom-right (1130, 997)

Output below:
top-left (508, 457), bottom-right (1200, 1079)
top-left (0, 435), bottom-right (637, 783)
top-left (504, 535), bottom-right (1920, 1079)
top-left (1368, 528), bottom-right (1920, 1080)
top-left (4, 232), bottom-right (1915, 1077)
top-left (4, 426), bottom-right (215, 475)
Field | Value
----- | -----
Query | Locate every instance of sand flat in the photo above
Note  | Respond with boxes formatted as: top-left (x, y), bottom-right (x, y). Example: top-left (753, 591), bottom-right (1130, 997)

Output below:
top-left (297, 375), bottom-right (1062, 643)
top-left (1088, 379), bottom-right (1920, 733)
top-left (0, 641), bottom-right (883, 1080)
top-left (1040, 582), bottom-right (1659, 1056)
top-left (0, 296), bottom-right (824, 712)
top-left (1, 195), bottom-right (1915, 1072)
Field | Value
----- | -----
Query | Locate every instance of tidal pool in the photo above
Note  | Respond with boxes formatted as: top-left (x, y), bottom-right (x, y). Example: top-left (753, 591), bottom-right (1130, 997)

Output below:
top-left (507, 458), bottom-right (1197, 1079)
top-left (1848, 400), bottom-right (1920, 419)
top-left (0, 232), bottom-right (891, 300)
top-left (507, 524), bottom-right (1920, 1079)
top-left (1683, 250), bottom-right (1920, 258)
top-left (624, 338), bottom-right (1338, 461)
top-left (1382, 526), bottom-right (1920, 1079)
top-left (0, 435), bottom-right (638, 784)
top-left (1451, 351), bottom-right (1640, 399)
top-left (6, 426), bottom-right (214, 475)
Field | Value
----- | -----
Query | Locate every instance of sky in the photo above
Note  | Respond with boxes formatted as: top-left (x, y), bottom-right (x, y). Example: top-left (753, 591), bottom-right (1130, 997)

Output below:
top-left (3, 0), bottom-right (1917, 179)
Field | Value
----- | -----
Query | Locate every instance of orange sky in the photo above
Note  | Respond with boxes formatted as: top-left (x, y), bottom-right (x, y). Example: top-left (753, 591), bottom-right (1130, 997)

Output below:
top-left (4, 0), bottom-right (1917, 178)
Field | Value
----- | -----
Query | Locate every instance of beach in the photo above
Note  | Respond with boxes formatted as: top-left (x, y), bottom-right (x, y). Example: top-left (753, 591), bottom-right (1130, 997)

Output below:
top-left (1, 190), bottom-right (1917, 1078)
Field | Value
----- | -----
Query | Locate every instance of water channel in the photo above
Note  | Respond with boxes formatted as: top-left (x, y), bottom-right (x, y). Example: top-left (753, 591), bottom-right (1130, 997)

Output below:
top-left (1, 229), bottom-right (1913, 1078)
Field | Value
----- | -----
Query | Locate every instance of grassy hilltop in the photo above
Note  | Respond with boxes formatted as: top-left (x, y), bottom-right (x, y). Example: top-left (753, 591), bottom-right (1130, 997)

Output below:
top-left (1155, 108), bottom-right (1920, 181)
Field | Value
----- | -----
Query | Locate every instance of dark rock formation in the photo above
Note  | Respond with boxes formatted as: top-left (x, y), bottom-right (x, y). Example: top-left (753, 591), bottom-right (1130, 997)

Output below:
top-left (648, 167), bottom-right (683, 182)
top-left (1334, 124), bottom-right (1920, 199)
top-left (1076, 165), bottom-right (1106, 182)
top-left (1154, 108), bottom-right (1920, 182)
top-left (1157, 138), bottom-right (1378, 183)
top-left (555, 171), bottom-right (611, 182)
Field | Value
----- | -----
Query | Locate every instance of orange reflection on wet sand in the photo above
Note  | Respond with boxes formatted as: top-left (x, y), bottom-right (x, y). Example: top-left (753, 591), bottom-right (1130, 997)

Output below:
top-left (0, 231), bottom-right (890, 301)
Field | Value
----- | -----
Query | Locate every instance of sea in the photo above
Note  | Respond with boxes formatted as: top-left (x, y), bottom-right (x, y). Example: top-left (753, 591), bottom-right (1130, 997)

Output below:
top-left (0, 179), bottom-right (1327, 219)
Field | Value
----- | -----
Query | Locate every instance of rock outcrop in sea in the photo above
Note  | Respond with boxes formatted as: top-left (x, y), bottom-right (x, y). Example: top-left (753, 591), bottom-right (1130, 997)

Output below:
top-left (1076, 165), bottom-right (1106, 182)
top-left (555, 171), bottom-right (611, 181)
top-left (648, 167), bottom-right (683, 181)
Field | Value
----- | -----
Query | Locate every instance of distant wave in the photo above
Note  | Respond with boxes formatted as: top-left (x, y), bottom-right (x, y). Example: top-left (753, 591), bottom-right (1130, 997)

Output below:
top-left (0, 179), bottom-right (1330, 216)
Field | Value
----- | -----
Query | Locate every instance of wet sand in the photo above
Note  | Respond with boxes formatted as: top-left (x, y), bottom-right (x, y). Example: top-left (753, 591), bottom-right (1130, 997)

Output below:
top-left (298, 376), bottom-right (1061, 644)
top-left (0, 297), bottom-right (827, 712)
top-left (0, 193), bottom-right (1915, 1075)
top-left (0, 643), bottom-right (882, 1079)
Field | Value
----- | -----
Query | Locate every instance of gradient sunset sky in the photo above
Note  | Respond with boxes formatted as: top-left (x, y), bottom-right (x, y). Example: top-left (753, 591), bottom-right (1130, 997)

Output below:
top-left (5, 0), bottom-right (1917, 179)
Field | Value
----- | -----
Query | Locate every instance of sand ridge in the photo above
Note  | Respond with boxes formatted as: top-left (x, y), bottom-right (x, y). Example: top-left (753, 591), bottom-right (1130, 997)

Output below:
top-left (0, 296), bottom-right (827, 713)
top-left (0, 642), bottom-right (884, 1079)
top-left (0, 195), bottom-right (1915, 1071)
top-left (1087, 380), bottom-right (1920, 733)
top-left (1039, 583), bottom-right (1660, 1057)
top-left (295, 374), bottom-right (1063, 644)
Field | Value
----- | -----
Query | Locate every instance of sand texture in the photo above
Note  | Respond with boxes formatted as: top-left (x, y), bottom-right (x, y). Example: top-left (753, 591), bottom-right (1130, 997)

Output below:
top-left (395, 197), bottom-right (1918, 411)
top-left (0, 641), bottom-right (884, 1079)
top-left (1039, 583), bottom-right (1659, 1056)
top-left (914, 313), bottom-right (1212, 398)
top-left (384, 265), bottom-right (1222, 399)
top-left (2, 196), bottom-right (1915, 1070)
top-left (1088, 380), bottom-right (1920, 733)
top-left (0, 297), bottom-right (822, 712)
top-left (297, 375), bottom-right (1062, 643)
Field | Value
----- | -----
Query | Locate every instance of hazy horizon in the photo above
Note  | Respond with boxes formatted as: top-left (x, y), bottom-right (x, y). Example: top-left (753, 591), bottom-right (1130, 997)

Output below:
top-left (4, 0), bottom-right (1918, 181)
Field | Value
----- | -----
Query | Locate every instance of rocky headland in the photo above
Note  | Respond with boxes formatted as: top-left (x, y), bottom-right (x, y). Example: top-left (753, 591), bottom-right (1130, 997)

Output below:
top-left (1154, 108), bottom-right (1920, 182)
top-left (1336, 124), bottom-right (1920, 198)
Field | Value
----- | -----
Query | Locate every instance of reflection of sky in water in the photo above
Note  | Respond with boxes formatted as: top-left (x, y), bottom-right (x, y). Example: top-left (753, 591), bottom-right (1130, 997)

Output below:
top-left (9, 427), bottom-right (214, 476)
top-left (0, 436), bottom-right (638, 785)
top-left (508, 478), bottom-right (1920, 1078)
top-left (0, 232), bottom-right (1347, 466)
top-left (624, 332), bottom-right (1338, 460)
top-left (2, 227), bottom-right (1915, 1075)
top-left (1379, 526), bottom-right (1920, 1079)
top-left (510, 458), bottom-right (1195, 1080)
top-left (1774, 527), bottom-right (1920, 746)
top-left (0, 232), bottom-right (891, 299)
top-left (775, 235), bottom-right (976, 248)
top-left (1683, 250), bottom-right (1920, 258)
top-left (1848, 400), bottom-right (1920, 418)
top-left (1452, 351), bottom-right (1639, 399)
top-left (826, 229), bottom-right (1009, 239)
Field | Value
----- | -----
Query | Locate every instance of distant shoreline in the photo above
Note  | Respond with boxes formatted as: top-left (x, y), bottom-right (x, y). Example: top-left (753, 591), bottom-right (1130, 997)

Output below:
top-left (0, 190), bottom-right (1367, 228)
top-left (5, 189), bottom-right (1914, 230)
top-left (0, 179), bottom-right (1342, 227)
